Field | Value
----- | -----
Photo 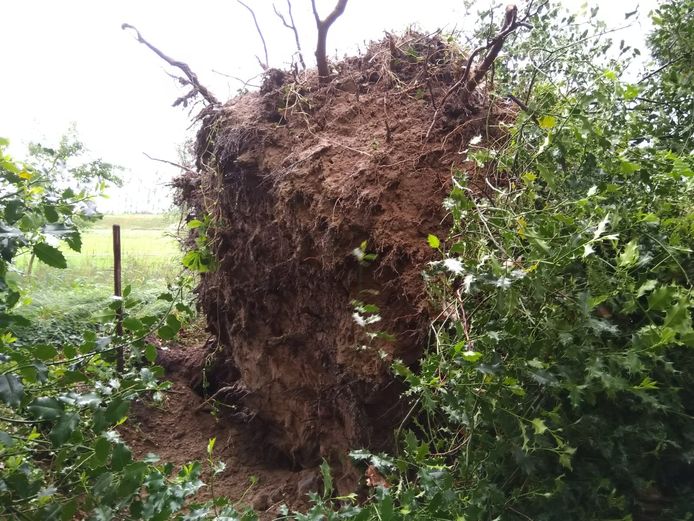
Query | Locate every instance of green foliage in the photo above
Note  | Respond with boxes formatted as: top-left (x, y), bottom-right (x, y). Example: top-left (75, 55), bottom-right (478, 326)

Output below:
top-left (0, 137), bottom-right (212, 519)
top-left (182, 214), bottom-right (216, 273)
top-left (288, 2), bottom-right (694, 520)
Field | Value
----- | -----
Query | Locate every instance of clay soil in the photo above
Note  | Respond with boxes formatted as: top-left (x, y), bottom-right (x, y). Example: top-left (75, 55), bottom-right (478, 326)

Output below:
top-left (120, 333), bottom-right (320, 519)
top-left (169, 30), bottom-right (513, 501)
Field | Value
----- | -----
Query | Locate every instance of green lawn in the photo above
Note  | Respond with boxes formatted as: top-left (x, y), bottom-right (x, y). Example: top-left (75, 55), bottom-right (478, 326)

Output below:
top-left (13, 214), bottom-right (183, 345)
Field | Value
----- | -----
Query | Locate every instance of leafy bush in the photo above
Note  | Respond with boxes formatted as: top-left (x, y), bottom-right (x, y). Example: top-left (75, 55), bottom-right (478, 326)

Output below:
top-left (0, 137), bottom-right (208, 519)
top-left (285, 2), bottom-right (694, 520)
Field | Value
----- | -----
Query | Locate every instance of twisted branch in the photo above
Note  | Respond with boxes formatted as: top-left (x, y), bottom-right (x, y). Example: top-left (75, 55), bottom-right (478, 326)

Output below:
top-left (122, 23), bottom-right (219, 107)
top-left (236, 0), bottom-right (270, 70)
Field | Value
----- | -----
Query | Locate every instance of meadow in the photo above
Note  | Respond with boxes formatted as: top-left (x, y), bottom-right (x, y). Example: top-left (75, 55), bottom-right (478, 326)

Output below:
top-left (13, 214), bottom-right (182, 345)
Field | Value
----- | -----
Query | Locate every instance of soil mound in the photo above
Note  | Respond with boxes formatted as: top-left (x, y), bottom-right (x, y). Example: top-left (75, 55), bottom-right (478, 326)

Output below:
top-left (175, 31), bottom-right (512, 489)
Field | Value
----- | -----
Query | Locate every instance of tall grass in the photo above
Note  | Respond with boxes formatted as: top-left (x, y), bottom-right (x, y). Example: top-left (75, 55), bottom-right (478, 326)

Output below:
top-left (12, 214), bottom-right (182, 345)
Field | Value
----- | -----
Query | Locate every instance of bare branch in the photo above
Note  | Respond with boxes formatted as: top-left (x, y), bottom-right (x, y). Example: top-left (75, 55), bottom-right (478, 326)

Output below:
top-left (310, 0), bottom-right (349, 83)
top-left (507, 93), bottom-right (539, 125)
top-left (212, 69), bottom-right (262, 89)
top-left (143, 152), bottom-right (192, 172)
top-left (122, 23), bottom-right (219, 107)
top-left (273, 1), bottom-right (306, 70)
top-left (236, 0), bottom-right (269, 70)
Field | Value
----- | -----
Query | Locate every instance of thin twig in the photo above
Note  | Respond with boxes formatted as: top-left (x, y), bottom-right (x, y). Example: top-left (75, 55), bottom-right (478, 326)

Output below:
top-left (122, 23), bottom-right (219, 107)
top-left (507, 93), bottom-right (539, 125)
top-left (236, 0), bottom-right (269, 70)
top-left (212, 69), bottom-right (262, 89)
top-left (637, 55), bottom-right (687, 84)
top-left (143, 152), bottom-right (191, 171)
top-left (273, 0), bottom-right (306, 70)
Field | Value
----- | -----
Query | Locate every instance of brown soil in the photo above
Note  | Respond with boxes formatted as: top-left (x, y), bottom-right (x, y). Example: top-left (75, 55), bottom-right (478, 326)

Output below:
top-left (173, 31), bottom-right (513, 492)
top-left (120, 339), bottom-right (319, 519)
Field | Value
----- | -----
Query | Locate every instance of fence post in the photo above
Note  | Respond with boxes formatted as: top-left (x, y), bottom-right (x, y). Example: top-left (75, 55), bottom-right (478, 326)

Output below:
top-left (113, 224), bottom-right (124, 373)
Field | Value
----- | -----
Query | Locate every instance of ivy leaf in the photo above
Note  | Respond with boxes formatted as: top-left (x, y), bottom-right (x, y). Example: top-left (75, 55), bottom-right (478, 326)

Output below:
top-left (33, 242), bottom-right (67, 269)
top-left (0, 373), bottom-right (24, 408)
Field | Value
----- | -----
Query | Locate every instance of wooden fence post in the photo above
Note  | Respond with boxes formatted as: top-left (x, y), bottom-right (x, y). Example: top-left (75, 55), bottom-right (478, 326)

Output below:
top-left (113, 224), bottom-right (124, 373)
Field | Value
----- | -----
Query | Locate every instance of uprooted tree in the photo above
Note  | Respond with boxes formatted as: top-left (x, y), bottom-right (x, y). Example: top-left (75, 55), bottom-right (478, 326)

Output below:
top-left (122, 0), bottom-right (694, 519)
top-left (123, 0), bottom-right (530, 481)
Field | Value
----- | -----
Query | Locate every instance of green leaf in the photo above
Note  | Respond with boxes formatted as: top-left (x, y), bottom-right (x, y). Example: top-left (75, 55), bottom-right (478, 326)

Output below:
top-left (144, 344), bottom-right (157, 363)
top-left (0, 431), bottom-right (16, 447)
top-left (619, 160), bottom-right (641, 175)
top-left (531, 418), bottom-right (548, 435)
top-left (112, 443), bottom-right (132, 471)
top-left (664, 299), bottom-right (692, 334)
top-left (623, 84), bottom-right (639, 100)
top-left (93, 437), bottom-right (111, 466)
top-left (123, 317), bottom-right (143, 332)
top-left (43, 205), bottom-right (59, 223)
top-left (33, 242), bottom-right (67, 269)
top-left (27, 397), bottom-right (64, 420)
top-left (166, 314), bottom-right (181, 332)
top-left (49, 412), bottom-right (80, 447)
top-left (187, 219), bottom-right (204, 229)
top-left (104, 397), bottom-right (129, 425)
top-left (34, 344), bottom-right (59, 361)
top-left (157, 325), bottom-right (176, 340)
top-left (461, 350), bottom-right (482, 362)
top-left (207, 437), bottom-right (216, 456)
top-left (648, 285), bottom-right (676, 311)
top-left (0, 374), bottom-right (24, 408)
top-left (427, 234), bottom-right (440, 249)
top-left (637, 280), bottom-right (658, 298)
top-left (538, 115), bottom-right (557, 129)
top-left (320, 459), bottom-right (333, 498)
top-left (617, 240), bottom-right (639, 267)
top-left (64, 232), bottom-right (82, 252)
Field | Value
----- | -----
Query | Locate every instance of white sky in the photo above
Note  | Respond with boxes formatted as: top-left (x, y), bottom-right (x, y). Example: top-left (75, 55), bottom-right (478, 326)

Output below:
top-left (1, 0), bottom-right (657, 213)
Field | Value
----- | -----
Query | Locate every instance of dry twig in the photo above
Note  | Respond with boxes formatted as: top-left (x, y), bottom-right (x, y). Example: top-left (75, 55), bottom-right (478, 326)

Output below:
top-left (122, 23), bottom-right (219, 107)
top-left (310, 0), bottom-right (349, 84)
top-left (273, 0), bottom-right (306, 70)
top-left (236, 0), bottom-right (270, 70)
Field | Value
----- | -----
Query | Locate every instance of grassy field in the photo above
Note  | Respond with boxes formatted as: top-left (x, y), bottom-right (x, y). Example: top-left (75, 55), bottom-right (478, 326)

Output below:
top-left (14, 214), bottom-right (183, 345)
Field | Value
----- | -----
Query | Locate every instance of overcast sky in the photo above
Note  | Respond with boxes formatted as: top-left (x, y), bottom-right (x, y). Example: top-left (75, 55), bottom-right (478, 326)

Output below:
top-left (1, 0), bottom-right (657, 213)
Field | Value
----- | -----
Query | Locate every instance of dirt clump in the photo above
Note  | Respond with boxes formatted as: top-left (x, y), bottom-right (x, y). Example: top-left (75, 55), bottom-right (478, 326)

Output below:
top-left (120, 342), bottom-right (315, 519)
top-left (175, 30), bottom-right (513, 490)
